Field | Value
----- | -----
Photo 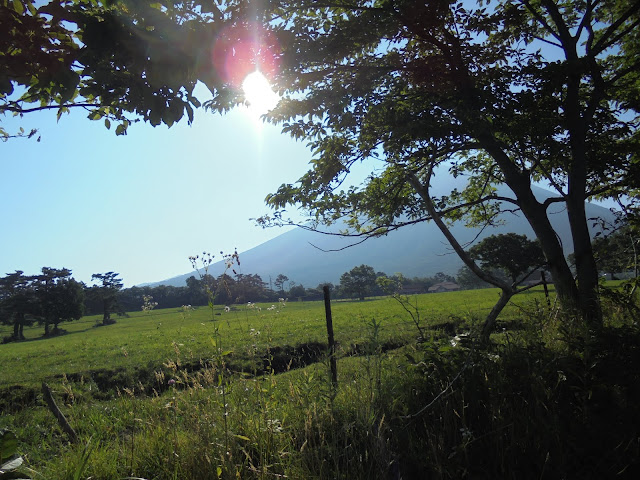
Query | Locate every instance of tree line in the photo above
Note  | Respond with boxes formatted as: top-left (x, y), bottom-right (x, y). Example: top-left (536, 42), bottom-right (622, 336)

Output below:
top-left (0, 269), bottom-right (121, 342)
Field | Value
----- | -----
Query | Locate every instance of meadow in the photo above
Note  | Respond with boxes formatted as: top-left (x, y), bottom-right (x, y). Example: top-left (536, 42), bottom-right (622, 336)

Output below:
top-left (1, 286), bottom-right (639, 479)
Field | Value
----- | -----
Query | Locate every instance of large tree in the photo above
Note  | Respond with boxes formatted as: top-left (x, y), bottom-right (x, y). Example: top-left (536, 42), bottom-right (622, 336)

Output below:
top-left (340, 264), bottom-right (377, 301)
top-left (256, 0), bottom-right (640, 334)
top-left (469, 234), bottom-right (545, 285)
top-left (0, 271), bottom-right (37, 341)
top-left (34, 267), bottom-right (85, 335)
top-left (90, 272), bottom-right (123, 325)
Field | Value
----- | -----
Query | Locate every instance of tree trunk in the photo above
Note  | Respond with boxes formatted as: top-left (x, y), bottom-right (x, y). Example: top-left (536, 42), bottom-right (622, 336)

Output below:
top-left (481, 288), bottom-right (513, 344)
top-left (518, 197), bottom-right (580, 303)
top-left (103, 299), bottom-right (111, 325)
top-left (566, 193), bottom-right (603, 329)
top-left (475, 129), bottom-right (582, 315)
top-left (13, 320), bottom-right (20, 339)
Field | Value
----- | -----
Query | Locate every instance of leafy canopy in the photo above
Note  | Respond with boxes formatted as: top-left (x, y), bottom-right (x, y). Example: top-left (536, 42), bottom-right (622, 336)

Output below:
top-left (469, 233), bottom-right (545, 283)
top-left (340, 264), bottom-right (377, 300)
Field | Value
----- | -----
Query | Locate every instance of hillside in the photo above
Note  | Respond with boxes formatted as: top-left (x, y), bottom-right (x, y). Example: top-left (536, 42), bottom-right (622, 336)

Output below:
top-left (150, 186), bottom-right (616, 287)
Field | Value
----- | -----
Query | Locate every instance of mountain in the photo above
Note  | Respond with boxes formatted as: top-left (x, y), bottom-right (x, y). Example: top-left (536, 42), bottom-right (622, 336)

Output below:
top-left (150, 186), bottom-right (616, 288)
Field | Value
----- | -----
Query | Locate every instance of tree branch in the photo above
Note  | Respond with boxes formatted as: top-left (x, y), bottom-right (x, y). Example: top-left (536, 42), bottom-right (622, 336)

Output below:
top-left (407, 170), bottom-right (511, 291)
top-left (1, 102), bottom-right (103, 114)
top-left (592, 1), bottom-right (640, 55)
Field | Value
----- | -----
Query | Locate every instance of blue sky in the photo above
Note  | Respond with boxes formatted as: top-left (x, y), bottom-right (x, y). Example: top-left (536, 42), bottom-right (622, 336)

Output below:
top-left (1, 90), bottom-right (317, 287)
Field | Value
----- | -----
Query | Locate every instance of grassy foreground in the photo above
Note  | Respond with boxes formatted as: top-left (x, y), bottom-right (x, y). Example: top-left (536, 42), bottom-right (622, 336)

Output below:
top-left (1, 287), bottom-right (639, 479)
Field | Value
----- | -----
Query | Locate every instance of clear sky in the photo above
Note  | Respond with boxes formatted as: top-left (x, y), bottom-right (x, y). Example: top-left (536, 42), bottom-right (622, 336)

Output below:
top-left (1, 84), bottom-right (316, 287)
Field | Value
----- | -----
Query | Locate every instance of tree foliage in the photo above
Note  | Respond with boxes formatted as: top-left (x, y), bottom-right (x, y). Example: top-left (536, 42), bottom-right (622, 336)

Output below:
top-left (592, 226), bottom-right (639, 279)
top-left (0, 271), bottom-right (37, 341)
top-left (340, 264), bottom-right (377, 300)
top-left (1, 0), bottom-right (257, 138)
top-left (35, 267), bottom-right (84, 335)
top-left (274, 274), bottom-right (289, 294)
top-left (90, 271), bottom-right (123, 325)
top-left (0, 268), bottom-right (84, 340)
top-left (469, 233), bottom-right (545, 284)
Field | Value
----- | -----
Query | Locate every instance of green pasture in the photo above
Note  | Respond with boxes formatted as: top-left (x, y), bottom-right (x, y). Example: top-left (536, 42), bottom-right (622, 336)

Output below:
top-left (0, 287), bottom-right (554, 390)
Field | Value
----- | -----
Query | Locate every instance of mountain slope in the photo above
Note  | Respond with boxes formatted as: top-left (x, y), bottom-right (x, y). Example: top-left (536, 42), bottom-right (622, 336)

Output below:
top-left (151, 187), bottom-right (616, 287)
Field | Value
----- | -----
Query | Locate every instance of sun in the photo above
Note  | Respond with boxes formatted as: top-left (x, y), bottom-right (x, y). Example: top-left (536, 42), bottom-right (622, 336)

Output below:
top-left (242, 71), bottom-right (280, 118)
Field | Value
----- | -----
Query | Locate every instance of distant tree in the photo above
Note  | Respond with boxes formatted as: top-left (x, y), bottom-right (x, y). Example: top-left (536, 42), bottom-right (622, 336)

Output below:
top-left (340, 265), bottom-right (377, 301)
top-left (274, 274), bottom-right (289, 295)
top-left (591, 226), bottom-right (639, 279)
top-left (289, 283), bottom-right (306, 300)
top-left (186, 275), bottom-right (208, 305)
top-left (35, 268), bottom-right (84, 335)
top-left (234, 273), bottom-right (268, 303)
top-left (434, 272), bottom-right (456, 284)
top-left (456, 266), bottom-right (490, 291)
top-left (0, 271), bottom-right (37, 341)
top-left (469, 234), bottom-right (545, 284)
top-left (91, 272), bottom-right (123, 325)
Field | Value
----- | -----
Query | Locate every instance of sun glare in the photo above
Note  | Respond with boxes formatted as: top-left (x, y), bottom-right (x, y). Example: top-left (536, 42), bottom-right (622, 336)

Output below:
top-left (242, 71), bottom-right (280, 118)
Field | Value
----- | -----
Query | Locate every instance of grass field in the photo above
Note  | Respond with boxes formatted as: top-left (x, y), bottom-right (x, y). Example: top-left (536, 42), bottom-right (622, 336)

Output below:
top-left (2, 285), bottom-right (639, 479)
top-left (0, 287), bottom-right (550, 389)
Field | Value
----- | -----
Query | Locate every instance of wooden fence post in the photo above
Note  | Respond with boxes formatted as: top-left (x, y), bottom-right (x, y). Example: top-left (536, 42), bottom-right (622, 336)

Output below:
top-left (541, 271), bottom-right (551, 307)
top-left (323, 286), bottom-right (338, 389)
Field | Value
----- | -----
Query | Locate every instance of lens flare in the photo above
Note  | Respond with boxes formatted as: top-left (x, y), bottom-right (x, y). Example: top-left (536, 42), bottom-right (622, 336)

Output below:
top-left (211, 22), bottom-right (280, 89)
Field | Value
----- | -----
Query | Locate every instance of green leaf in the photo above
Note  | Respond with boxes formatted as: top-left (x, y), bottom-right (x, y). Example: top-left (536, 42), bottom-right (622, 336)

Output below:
top-left (233, 434), bottom-right (250, 441)
top-left (12, 0), bottom-right (24, 15)
top-left (216, 466), bottom-right (222, 478)
top-left (104, 118), bottom-right (111, 130)
top-left (115, 124), bottom-right (127, 136)
top-left (0, 430), bottom-right (18, 460)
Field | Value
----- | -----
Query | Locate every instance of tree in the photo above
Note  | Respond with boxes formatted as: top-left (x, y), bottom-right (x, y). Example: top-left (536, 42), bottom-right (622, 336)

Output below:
top-left (0, 271), bottom-right (37, 341)
top-left (456, 266), bottom-right (490, 291)
top-left (591, 226), bottom-right (639, 280)
top-left (340, 264), bottom-right (377, 301)
top-left (274, 274), bottom-right (289, 294)
top-left (186, 275), bottom-right (209, 306)
top-left (434, 272), bottom-right (456, 284)
top-left (258, 0), bottom-right (640, 335)
top-left (35, 267), bottom-right (84, 335)
top-left (289, 283), bottom-right (306, 300)
top-left (461, 234), bottom-right (545, 339)
top-left (90, 272), bottom-right (123, 325)
top-left (469, 234), bottom-right (545, 285)
top-left (1, 268), bottom-right (84, 339)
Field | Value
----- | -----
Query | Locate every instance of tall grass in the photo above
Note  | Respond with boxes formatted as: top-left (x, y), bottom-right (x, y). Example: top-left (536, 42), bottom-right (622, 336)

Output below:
top-left (1, 286), bottom-right (639, 479)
